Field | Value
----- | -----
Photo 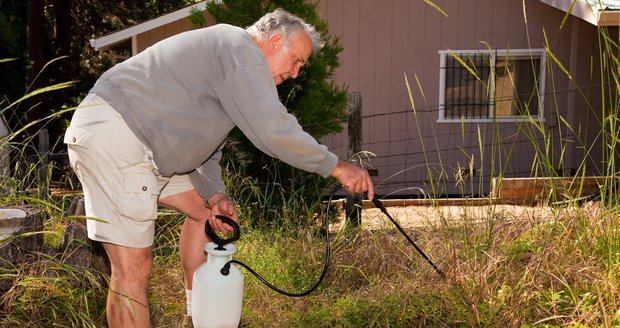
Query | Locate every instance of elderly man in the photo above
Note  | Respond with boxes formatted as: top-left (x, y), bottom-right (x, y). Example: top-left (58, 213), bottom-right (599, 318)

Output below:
top-left (64, 8), bottom-right (374, 327)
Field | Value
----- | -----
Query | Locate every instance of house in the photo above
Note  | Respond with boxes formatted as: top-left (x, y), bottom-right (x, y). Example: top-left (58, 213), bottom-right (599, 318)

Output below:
top-left (90, 0), bottom-right (619, 197)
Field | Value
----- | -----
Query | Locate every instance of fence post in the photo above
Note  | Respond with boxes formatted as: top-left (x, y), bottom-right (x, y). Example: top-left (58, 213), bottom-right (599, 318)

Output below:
top-left (38, 128), bottom-right (49, 200)
top-left (346, 92), bottom-right (362, 228)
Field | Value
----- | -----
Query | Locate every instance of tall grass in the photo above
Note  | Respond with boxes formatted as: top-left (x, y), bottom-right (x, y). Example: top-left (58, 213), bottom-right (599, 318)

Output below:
top-left (222, 157), bottom-right (335, 232)
top-left (2, 1), bottom-right (620, 326)
top-left (148, 199), bottom-right (619, 327)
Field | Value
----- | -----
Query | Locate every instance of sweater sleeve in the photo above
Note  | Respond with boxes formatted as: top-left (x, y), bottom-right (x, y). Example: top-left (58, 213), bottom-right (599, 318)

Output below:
top-left (189, 147), bottom-right (227, 200)
top-left (213, 64), bottom-right (339, 177)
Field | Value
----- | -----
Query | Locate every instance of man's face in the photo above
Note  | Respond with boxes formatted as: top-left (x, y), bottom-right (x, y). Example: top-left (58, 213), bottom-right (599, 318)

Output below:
top-left (263, 31), bottom-right (312, 85)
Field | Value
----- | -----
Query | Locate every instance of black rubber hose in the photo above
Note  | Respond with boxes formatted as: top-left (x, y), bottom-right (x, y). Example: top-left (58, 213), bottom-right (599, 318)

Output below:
top-left (223, 183), bottom-right (341, 297)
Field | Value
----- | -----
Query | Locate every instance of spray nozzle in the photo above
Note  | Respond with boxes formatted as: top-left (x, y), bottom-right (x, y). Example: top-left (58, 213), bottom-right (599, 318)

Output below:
top-left (205, 215), bottom-right (240, 250)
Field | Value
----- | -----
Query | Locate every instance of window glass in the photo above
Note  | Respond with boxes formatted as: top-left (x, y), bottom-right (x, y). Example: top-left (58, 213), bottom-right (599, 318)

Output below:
top-left (440, 50), bottom-right (544, 121)
top-left (444, 53), bottom-right (491, 119)
top-left (495, 56), bottom-right (540, 117)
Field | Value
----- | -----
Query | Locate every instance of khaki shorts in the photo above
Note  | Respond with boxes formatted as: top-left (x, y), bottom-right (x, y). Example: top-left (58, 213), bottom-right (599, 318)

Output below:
top-left (64, 93), bottom-right (194, 248)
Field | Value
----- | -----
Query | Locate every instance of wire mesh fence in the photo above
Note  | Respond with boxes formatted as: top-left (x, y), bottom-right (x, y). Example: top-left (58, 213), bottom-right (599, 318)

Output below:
top-left (324, 87), bottom-right (607, 198)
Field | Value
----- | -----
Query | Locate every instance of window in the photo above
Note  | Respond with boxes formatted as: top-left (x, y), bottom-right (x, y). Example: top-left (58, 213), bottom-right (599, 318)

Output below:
top-left (438, 49), bottom-right (546, 122)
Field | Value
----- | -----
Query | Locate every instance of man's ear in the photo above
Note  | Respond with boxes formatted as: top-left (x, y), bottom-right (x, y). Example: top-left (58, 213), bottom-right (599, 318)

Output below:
top-left (268, 33), bottom-right (284, 52)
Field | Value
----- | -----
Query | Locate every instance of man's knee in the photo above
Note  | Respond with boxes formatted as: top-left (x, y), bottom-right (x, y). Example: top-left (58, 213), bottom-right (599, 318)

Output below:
top-left (103, 243), bottom-right (154, 283)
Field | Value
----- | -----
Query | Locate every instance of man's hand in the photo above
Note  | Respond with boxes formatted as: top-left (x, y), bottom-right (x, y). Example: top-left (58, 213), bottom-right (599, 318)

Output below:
top-left (330, 160), bottom-right (375, 200)
top-left (205, 193), bottom-right (238, 234)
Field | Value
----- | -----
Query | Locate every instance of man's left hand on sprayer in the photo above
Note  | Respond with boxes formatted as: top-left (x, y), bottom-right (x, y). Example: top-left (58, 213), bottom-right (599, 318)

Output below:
top-left (205, 193), bottom-right (238, 234)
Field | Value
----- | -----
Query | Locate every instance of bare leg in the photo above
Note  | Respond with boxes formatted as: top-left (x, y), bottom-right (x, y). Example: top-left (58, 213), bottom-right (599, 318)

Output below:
top-left (102, 243), bottom-right (153, 328)
top-left (179, 216), bottom-right (209, 287)
top-left (158, 189), bottom-right (210, 289)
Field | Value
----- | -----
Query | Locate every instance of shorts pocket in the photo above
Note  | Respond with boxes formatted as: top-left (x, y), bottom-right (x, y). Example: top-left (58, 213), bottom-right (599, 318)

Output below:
top-left (117, 166), bottom-right (159, 220)
top-left (64, 126), bottom-right (94, 148)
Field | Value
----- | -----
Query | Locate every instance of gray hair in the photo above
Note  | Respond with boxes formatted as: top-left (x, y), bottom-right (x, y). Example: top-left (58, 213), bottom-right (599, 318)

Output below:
top-left (246, 8), bottom-right (324, 53)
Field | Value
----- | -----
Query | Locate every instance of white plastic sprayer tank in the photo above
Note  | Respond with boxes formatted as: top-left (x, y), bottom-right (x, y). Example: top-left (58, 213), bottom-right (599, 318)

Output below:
top-left (192, 242), bottom-right (244, 328)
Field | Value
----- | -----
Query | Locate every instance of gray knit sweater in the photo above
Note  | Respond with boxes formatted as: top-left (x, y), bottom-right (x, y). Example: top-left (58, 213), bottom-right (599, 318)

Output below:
top-left (90, 24), bottom-right (338, 199)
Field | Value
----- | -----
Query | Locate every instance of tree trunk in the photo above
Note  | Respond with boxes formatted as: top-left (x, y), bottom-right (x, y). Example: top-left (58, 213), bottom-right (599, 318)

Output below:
top-left (54, 0), bottom-right (73, 59)
top-left (26, 0), bottom-right (46, 142)
top-left (0, 206), bottom-right (46, 291)
top-left (48, 0), bottom-right (74, 148)
top-left (27, 0), bottom-right (45, 81)
top-left (62, 197), bottom-right (110, 285)
top-left (0, 198), bottom-right (111, 291)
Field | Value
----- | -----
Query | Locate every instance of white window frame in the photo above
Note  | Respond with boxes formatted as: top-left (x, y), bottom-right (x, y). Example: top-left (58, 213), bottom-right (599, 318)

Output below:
top-left (438, 48), bottom-right (546, 123)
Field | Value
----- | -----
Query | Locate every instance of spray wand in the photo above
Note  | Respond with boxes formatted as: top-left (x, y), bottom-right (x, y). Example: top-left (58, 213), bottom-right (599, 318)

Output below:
top-left (370, 197), bottom-right (445, 278)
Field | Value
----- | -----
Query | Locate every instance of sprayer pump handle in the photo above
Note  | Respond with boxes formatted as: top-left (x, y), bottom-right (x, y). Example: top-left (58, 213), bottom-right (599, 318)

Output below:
top-left (205, 215), bottom-right (240, 249)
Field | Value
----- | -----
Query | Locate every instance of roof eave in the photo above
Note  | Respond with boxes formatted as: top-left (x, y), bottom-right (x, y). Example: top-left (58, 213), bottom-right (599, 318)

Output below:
top-left (90, 0), bottom-right (216, 51)
top-left (540, 0), bottom-right (620, 26)
top-left (541, 0), bottom-right (599, 25)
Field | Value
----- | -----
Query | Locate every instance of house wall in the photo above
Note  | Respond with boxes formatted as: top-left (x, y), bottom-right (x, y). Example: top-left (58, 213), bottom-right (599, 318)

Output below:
top-left (317, 0), bottom-right (607, 197)
top-left (135, 12), bottom-right (216, 53)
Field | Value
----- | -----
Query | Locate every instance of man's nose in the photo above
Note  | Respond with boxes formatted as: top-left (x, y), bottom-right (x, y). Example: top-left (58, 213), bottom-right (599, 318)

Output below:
top-left (290, 65), bottom-right (301, 79)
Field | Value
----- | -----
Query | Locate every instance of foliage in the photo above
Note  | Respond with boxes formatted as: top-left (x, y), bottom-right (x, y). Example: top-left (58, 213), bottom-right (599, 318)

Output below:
top-left (207, 0), bottom-right (348, 223)
top-left (188, 6), bottom-right (208, 28)
top-left (0, 1), bottom-right (26, 105)
top-left (223, 157), bottom-right (337, 231)
top-left (0, 0), bottom-right (194, 154)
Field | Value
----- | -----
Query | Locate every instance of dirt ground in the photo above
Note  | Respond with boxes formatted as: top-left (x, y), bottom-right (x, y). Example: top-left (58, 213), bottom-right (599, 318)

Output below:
top-left (331, 201), bottom-right (560, 232)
